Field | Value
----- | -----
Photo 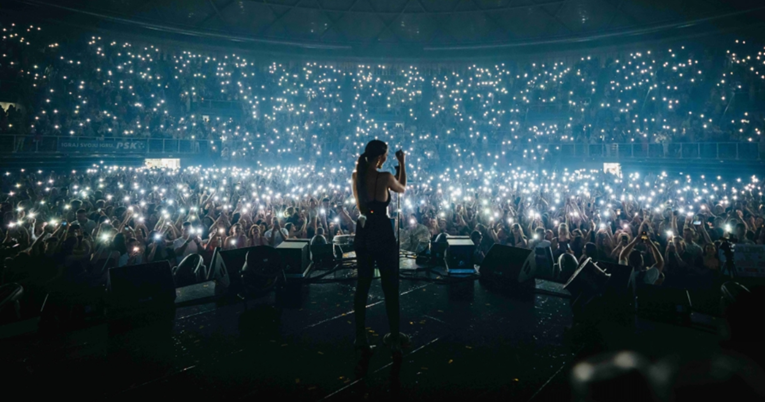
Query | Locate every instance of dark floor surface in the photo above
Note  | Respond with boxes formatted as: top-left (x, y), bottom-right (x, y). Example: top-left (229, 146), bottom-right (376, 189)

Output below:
top-left (1, 258), bottom-right (725, 401)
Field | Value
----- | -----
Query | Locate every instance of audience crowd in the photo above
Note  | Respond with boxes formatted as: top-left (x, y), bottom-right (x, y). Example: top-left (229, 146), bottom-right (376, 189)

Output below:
top-left (2, 20), bottom-right (765, 170)
top-left (1, 163), bottom-right (762, 300)
top-left (1, 20), bottom-right (765, 321)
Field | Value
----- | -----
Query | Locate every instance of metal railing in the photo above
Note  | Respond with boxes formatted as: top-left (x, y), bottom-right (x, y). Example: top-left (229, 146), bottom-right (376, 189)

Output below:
top-left (551, 142), bottom-right (762, 161)
top-left (0, 135), bottom-right (217, 155)
top-left (0, 135), bottom-right (761, 161)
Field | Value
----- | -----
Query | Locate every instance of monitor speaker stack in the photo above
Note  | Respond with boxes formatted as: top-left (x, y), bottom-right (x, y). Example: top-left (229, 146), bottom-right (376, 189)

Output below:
top-left (478, 245), bottom-right (535, 290)
top-left (564, 258), bottom-right (638, 324)
top-left (445, 237), bottom-right (476, 275)
top-left (277, 240), bottom-right (310, 279)
top-left (108, 261), bottom-right (176, 317)
top-left (213, 246), bottom-right (257, 291)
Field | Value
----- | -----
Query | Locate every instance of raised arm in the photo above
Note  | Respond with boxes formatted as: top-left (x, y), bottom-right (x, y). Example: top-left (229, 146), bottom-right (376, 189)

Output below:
top-left (618, 235), bottom-right (640, 265)
top-left (647, 238), bottom-right (665, 271)
top-left (386, 151), bottom-right (406, 194)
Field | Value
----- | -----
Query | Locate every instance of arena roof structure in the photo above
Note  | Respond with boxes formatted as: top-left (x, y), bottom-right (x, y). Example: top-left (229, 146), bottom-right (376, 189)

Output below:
top-left (6, 0), bottom-right (765, 58)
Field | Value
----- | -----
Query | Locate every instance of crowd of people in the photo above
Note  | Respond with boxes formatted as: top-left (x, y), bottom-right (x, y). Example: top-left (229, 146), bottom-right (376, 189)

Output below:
top-left (1, 20), bottom-right (765, 322)
top-left (1, 161), bottom-right (762, 306)
top-left (2, 20), bottom-right (765, 170)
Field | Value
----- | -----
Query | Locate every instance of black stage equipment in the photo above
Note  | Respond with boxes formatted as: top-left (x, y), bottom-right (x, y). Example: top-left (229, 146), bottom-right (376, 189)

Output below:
top-left (478, 245), bottom-right (535, 288)
top-left (564, 258), bottom-right (611, 321)
top-left (173, 253), bottom-right (224, 305)
top-left (558, 253), bottom-right (580, 282)
top-left (415, 234), bottom-right (454, 265)
top-left (635, 285), bottom-right (692, 323)
top-left (721, 281), bottom-right (765, 344)
top-left (241, 246), bottom-right (284, 294)
top-left (108, 261), bottom-right (176, 315)
top-left (533, 245), bottom-right (556, 279)
top-left (565, 258), bottom-right (644, 323)
top-left (284, 238), bottom-right (310, 245)
top-left (277, 240), bottom-right (311, 279)
top-left (445, 237), bottom-right (476, 275)
top-left (286, 237), bottom-right (329, 265)
top-left (172, 253), bottom-right (207, 288)
top-left (310, 243), bottom-right (335, 266)
top-left (0, 282), bottom-right (24, 321)
top-left (332, 235), bottom-right (354, 259)
top-left (210, 246), bottom-right (255, 290)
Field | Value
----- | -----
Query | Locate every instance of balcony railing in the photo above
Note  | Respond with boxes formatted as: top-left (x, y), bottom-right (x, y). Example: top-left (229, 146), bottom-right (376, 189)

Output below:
top-left (0, 135), bottom-right (217, 155)
top-left (0, 135), bottom-right (761, 161)
top-left (551, 142), bottom-right (762, 160)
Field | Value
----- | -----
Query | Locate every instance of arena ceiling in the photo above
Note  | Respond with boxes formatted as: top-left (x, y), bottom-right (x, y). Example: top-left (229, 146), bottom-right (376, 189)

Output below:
top-left (7, 0), bottom-right (765, 57)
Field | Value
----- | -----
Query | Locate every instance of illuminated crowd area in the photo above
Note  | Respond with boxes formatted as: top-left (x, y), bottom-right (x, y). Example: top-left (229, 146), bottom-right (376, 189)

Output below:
top-left (1, 20), bottom-right (765, 170)
top-left (1, 20), bottom-right (764, 290)
top-left (1, 163), bottom-right (762, 290)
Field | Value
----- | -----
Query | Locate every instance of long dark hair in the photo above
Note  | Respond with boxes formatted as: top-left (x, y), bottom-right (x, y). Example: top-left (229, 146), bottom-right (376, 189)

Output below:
top-left (355, 140), bottom-right (388, 214)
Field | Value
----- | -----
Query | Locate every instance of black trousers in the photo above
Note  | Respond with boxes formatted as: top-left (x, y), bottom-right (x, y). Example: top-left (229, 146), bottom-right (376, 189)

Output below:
top-left (354, 218), bottom-right (400, 339)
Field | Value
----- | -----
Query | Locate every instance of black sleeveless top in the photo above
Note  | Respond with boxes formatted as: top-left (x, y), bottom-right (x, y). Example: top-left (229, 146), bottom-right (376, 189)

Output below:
top-left (356, 171), bottom-right (396, 252)
top-left (362, 172), bottom-right (391, 218)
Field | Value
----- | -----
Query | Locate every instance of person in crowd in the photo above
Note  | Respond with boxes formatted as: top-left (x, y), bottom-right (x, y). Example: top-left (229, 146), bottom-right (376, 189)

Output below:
top-left (702, 243), bottom-right (721, 271)
top-left (470, 230), bottom-right (485, 265)
top-left (265, 217), bottom-right (289, 247)
top-left (173, 222), bottom-right (203, 263)
top-left (401, 215), bottom-right (431, 253)
top-left (735, 223), bottom-right (755, 245)
top-left (619, 233), bottom-right (665, 285)
top-left (223, 223), bottom-right (246, 249)
top-left (580, 242), bottom-right (598, 264)
top-left (248, 224), bottom-right (266, 247)
top-left (310, 227), bottom-right (328, 247)
top-left (507, 223), bottom-right (528, 248)
top-left (552, 223), bottom-right (571, 259)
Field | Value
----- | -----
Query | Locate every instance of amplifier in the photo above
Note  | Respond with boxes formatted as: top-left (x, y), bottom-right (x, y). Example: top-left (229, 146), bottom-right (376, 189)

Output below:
top-left (108, 261), bottom-right (176, 316)
top-left (445, 237), bottom-right (475, 275)
top-left (277, 241), bottom-right (310, 278)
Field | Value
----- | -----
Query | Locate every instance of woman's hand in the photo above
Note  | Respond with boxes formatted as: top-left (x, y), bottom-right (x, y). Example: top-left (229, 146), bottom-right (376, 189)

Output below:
top-left (395, 150), bottom-right (405, 163)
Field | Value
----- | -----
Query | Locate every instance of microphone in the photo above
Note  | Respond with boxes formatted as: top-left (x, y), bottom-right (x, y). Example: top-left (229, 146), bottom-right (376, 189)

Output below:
top-left (394, 149), bottom-right (403, 178)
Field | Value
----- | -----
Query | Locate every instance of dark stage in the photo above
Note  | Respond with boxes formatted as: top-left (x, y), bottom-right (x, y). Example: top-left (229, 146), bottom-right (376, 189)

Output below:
top-left (1, 257), bottom-right (727, 401)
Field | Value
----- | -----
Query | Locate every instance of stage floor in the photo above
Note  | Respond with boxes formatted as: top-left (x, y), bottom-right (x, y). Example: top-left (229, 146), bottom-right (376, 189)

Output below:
top-left (1, 258), bottom-right (723, 401)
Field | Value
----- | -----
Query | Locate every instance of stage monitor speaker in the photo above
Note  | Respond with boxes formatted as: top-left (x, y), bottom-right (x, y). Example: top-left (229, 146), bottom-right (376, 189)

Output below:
top-left (585, 260), bottom-right (636, 321)
top-left (445, 237), bottom-right (475, 274)
top-left (635, 284), bottom-right (692, 322)
top-left (595, 260), bottom-right (636, 296)
top-left (284, 238), bottom-right (310, 245)
top-left (417, 234), bottom-right (452, 265)
top-left (214, 246), bottom-right (261, 290)
top-left (172, 254), bottom-right (206, 288)
top-left (431, 241), bottom-right (448, 260)
top-left (332, 235), bottom-right (355, 259)
top-left (310, 243), bottom-right (335, 264)
top-left (108, 261), bottom-right (176, 314)
top-left (241, 247), bottom-right (283, 293)
top-left (478, 245), bottom-right (534, 288)
top-left (277, 241), bottom-right (310, 278)
top-left (532, 245), bottom-right (555, 280)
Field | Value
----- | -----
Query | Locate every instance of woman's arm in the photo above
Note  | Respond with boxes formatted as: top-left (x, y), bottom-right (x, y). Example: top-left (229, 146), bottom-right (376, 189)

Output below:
top-left (698, 220), bottom-right (713, 245)
top-left (670, 214), bottom-right (678, 236)
top-left (387, 151), bottom-right (407, 193)
top-left (647, 239), bottom-right (665, 271)
top-left (147, 242), bottom-right (158, 262)
top-left (618, 236), bottom-right (639, 264)
top-left (299, 214), bottom-right (308, 238)
top-left (26, 230), bottom-right (46, 255)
